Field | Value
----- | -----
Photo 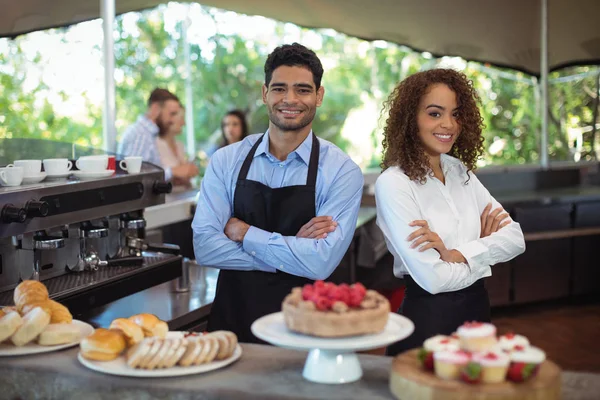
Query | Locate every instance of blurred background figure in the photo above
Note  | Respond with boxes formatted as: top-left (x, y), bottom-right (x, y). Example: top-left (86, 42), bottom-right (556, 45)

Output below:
top-left (156, 105), bottom-right (192, 188)
top-left (206, 110), bottom-right (249, 157)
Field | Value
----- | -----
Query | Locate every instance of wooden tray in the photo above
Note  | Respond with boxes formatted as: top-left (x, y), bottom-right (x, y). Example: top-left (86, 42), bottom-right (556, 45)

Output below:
top-left (390, 349), bottom-right (561, 400)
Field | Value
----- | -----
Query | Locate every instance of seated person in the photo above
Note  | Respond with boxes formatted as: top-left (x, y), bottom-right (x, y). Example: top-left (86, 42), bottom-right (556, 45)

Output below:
top-left (205, 109), bottom-right (249, 157)
top-left (156, 105), bottom-right (191, 188)
top-left (118, 88), bottom-right (198, 182)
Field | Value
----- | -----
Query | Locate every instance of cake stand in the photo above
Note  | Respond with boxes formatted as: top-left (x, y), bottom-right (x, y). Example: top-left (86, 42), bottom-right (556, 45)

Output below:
top-left (251, 312), bottom-right (414, 384)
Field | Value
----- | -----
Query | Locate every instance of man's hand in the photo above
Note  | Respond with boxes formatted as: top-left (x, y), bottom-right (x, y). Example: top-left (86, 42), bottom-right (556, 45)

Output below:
top-left (225, 217), bottom-right (250, 243)
top-left (480, 203), bottom-right (510, 238)
top-left (172, 162), bottom-right (199, 179)
top-left (296, 216), bottom-right (337, 239)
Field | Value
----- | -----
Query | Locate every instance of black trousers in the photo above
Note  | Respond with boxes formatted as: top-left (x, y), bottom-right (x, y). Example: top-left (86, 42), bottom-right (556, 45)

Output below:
top-left (386, 276), bottom-right (491, 356)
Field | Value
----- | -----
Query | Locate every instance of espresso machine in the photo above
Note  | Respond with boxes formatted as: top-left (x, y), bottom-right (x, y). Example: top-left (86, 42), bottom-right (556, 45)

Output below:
top-left (0, 139), bottom-right (182, 314)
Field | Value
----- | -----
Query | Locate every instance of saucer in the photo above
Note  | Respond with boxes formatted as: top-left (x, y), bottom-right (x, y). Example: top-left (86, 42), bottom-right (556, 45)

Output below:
top-left (72, 170), bottom-right (115, 180)
top-left (22, 172), bottom-right (47, 184)
top-left (46, 171), bottom-right (72, 179)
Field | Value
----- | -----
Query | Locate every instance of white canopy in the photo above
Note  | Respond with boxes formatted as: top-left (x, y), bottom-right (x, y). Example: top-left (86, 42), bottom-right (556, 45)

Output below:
top-left (2, 0), bottom-right (599, 75)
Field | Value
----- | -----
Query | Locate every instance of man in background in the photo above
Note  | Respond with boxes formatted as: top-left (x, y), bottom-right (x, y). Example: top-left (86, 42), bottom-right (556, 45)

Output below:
top-left (118, 88), bottom-right (198, 182)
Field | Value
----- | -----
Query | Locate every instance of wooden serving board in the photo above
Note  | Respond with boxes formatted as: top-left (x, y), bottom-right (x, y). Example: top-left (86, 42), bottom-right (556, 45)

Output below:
top-left (390, 349), bottom-right (561, 400)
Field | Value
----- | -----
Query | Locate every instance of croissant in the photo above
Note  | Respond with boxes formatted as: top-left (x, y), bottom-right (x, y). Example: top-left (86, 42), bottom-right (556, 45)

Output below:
top-left (14, 280), bottom-right (49, 312)
top-left (47, 300), bottom-right (73, 324)
top-left (20, 301), bottom-right (53, 317)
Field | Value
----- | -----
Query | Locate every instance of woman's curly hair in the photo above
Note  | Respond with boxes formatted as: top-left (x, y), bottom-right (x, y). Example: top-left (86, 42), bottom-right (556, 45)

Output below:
top-left (381, 69), bottom-right (485, 184)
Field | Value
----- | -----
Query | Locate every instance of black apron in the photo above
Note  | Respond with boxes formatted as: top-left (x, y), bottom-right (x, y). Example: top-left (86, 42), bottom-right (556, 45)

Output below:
top-left (207, 133), bottom-right (320, 343)
top-left (386, 276), bottom-right (491, 356)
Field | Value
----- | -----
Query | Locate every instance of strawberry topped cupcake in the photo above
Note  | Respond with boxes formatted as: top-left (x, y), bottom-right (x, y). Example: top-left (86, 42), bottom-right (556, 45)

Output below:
top-left (499, 332), bottom-right (530, 353)
top-left (472, 350), bottom-right (510, 383)
top-left (418, 335), bottom-right (460, 371)
top-left (507, 346), bottom-right (546, 382)
top-left (456, 321), bottom-right (497, 352)
top-left (434, 350), bottom-right (471, 380)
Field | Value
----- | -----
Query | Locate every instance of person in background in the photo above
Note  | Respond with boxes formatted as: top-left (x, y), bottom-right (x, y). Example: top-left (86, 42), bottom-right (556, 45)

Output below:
top-left (192, 43), bottom-right (364, 343)
top-left (118, 88), bottom-right (198, 182)
top-left (375, 69), bottom-right (525, 355)
top-left (206, 110), bottom-right (250, 157)
top-left (156, 106), bottom-right (192, 188)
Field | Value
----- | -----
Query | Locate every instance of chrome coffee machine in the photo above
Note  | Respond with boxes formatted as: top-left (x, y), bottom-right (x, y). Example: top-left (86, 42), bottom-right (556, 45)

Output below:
top-left (0, 139), bottom-right (182, 314)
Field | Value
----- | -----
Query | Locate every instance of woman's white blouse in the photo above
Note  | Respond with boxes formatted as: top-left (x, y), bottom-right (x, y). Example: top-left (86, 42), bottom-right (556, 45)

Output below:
top-left (375, 154), bottom-right (525, 295)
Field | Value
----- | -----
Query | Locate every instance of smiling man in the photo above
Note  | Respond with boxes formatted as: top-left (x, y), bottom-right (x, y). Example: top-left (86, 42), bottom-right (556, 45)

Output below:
top-left (192, 43), bottom-right (364, 343)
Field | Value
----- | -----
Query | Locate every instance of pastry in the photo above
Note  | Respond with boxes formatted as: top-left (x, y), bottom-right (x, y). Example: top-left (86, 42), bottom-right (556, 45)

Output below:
top-left (38, 323), bottom-right (81, 346)
top-left (498, 332), bottom-right (530, 353)
top-left (282, 281), bottom-right (390, 337)
top-left (10, 307), bottom-right (51, 346)
top-left (507, 346), bottom-right (546, 382)
top-left (128, 313), bottom-right (168, 338)
top-left (433, 350), bottom-right (470, 380)
top-left (80, 328), bottom-right (127, 361)
top-left (418, 335), bottom-right (460, 371)
top-left (456, 321), bottom-right (497, 352)
top-left (0, 310), bottom-right (23, 342)
top-left (47, 300), bottom-right (73, 324)
top-left (14, 280), bottom-right (49, 312)
top-left (109, 318), bottom-right (144, 346)
top-left (471, 350), bottom-right (510, 383)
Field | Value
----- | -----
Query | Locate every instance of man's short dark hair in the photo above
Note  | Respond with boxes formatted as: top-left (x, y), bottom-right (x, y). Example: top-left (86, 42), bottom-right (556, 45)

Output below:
top-left (147, 88), bottom-right (180, 107)
top-left (264, 43), bottom-right (324, 89)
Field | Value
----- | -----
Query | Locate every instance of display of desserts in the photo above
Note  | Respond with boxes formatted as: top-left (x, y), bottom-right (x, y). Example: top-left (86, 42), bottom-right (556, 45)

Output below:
top-left (79, 313), bottom-right (239, 371)
top-left (417, 321), bottom-right (546, 384)
top-left (0, 280), bottom-right (81, 347)
top-left (282, 280), bottom-right (390, 337)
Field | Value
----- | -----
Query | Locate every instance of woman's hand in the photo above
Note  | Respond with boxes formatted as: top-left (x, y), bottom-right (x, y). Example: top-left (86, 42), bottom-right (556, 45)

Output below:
top-left (480, 203), bottom-right (511, 238)
top-left (407, 220), bottom-right (467, 263)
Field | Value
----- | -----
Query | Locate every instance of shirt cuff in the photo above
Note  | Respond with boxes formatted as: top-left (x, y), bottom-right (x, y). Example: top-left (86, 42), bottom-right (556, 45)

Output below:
top-left (455, 240), bottom-right (489, 271)
top-left (243, 225), bottom-right (271, 262)
top-left (164, 167), bottom-right (172, 181)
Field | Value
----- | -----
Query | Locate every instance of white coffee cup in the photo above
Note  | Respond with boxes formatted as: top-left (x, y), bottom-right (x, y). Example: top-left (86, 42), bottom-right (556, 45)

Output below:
top-left (11, 160), bottom-right (42, 177)
top-left (43, 158), bottom-right (73, 176)
top-left (0, 166), bottom-right (24, 187)
top-left (119, 156), bottom-right (143, 174)
top-left (76, 155), bottom-right (109, 173)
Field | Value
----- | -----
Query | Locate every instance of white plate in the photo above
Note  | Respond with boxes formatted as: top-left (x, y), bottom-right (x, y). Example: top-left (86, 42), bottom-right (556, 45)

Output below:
top-left (78, 342), bottom-right (242, 378)
top-left (22, 172), bottom-right (47, 184)
top-left (251, 312), bottom-right (414, 352)
top-left (72, 170), bottom-right (115, 180)
top-left (0, 320), bottom-right (94, 356)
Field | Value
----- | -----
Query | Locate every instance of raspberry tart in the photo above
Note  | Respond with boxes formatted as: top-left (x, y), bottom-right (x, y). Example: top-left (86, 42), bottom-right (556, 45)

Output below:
top-left (282, 281), bottom-right (390, 337)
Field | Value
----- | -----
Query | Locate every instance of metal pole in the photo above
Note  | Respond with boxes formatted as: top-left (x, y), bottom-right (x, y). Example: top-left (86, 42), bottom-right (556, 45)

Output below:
top-left (540, 0), bottom-right (549, 169)
top-left (101, 0), bottom-right (117, 153)
top-left (183, 14), bottom-right (196, 160)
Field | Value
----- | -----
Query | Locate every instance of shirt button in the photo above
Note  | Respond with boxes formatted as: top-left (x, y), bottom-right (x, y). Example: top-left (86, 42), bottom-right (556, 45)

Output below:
top-left (251, 251), bottom-right (256, 256)
top-left (279, 163), bottom-right (284, 168)
top-left (279, 265), bottom-right (284, 269)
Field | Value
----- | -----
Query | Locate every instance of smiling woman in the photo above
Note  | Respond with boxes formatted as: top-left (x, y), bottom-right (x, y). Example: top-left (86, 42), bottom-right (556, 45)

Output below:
top-left (375, 69), bottom-right (526, 356)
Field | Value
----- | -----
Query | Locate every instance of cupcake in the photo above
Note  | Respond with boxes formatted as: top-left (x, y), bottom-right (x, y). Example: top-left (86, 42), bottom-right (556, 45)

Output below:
top-left (507, 346), bottom-right (546, 382)
top-left (457, 321), bottom-right (497, 352)
top-left (499, 332), bottom-right (530, 353)
top-left (434, 350), bottom-right (471, 380)
top-left (472, 350), bottom-right (510, 383)
top-left (418, 335), bottom-right (460, 371)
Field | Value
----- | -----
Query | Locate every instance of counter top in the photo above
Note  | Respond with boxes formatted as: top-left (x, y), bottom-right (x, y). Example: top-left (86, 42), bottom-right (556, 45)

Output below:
top-left (493, 185), bottom-right (600, 207)
top-left (0, 343), bottom-right (597, 400)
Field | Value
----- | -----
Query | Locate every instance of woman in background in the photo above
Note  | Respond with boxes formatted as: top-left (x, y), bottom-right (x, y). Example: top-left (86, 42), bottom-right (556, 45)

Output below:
top-left (375, 69), bottom-right (525, 355)
top-left (156, 106), bottom-right (192, 188)
top-left (206, 110), bottom-right (249, 157)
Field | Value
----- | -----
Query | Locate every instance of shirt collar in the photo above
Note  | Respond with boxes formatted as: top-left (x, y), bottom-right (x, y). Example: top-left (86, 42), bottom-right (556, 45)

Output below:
top-left (138, 115), bottom-right (160, 137)
top-left (254, 130), bottom-right (314, 165)
top-left (440, 154), bottom-right (462, 175)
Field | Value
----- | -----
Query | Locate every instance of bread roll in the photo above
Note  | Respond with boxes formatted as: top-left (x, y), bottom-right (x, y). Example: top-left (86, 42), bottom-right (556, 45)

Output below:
top-left (109, 318), bottom-right (144, 346)
top-left (14, 280), bottom-right (49, 312)
top-left (10, 307), bottom-right (51, 346)
top-left (80, 328), bottom-right (126, 361)
top-left (38, 323), bottom-right (81, 346)
top-left (20, 300), bottom-right (53, 317)
top-left (47, 300), bottom-right (72, 324)
top-left (128, 314), bottom-right (168, 338)
top-left (0, 310), bottom-right (23, 342)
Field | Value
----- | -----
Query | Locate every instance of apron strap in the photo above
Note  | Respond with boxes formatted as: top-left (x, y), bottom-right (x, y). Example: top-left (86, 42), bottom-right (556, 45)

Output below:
top-left (306, 133), bottom-right (320, 187)
top-left (237, 134), bottom-right (265, 181)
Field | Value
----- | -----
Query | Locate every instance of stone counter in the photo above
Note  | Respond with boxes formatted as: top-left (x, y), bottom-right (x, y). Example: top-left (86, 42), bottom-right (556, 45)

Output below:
top-left (1, 343), bottom-right (598, 400)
